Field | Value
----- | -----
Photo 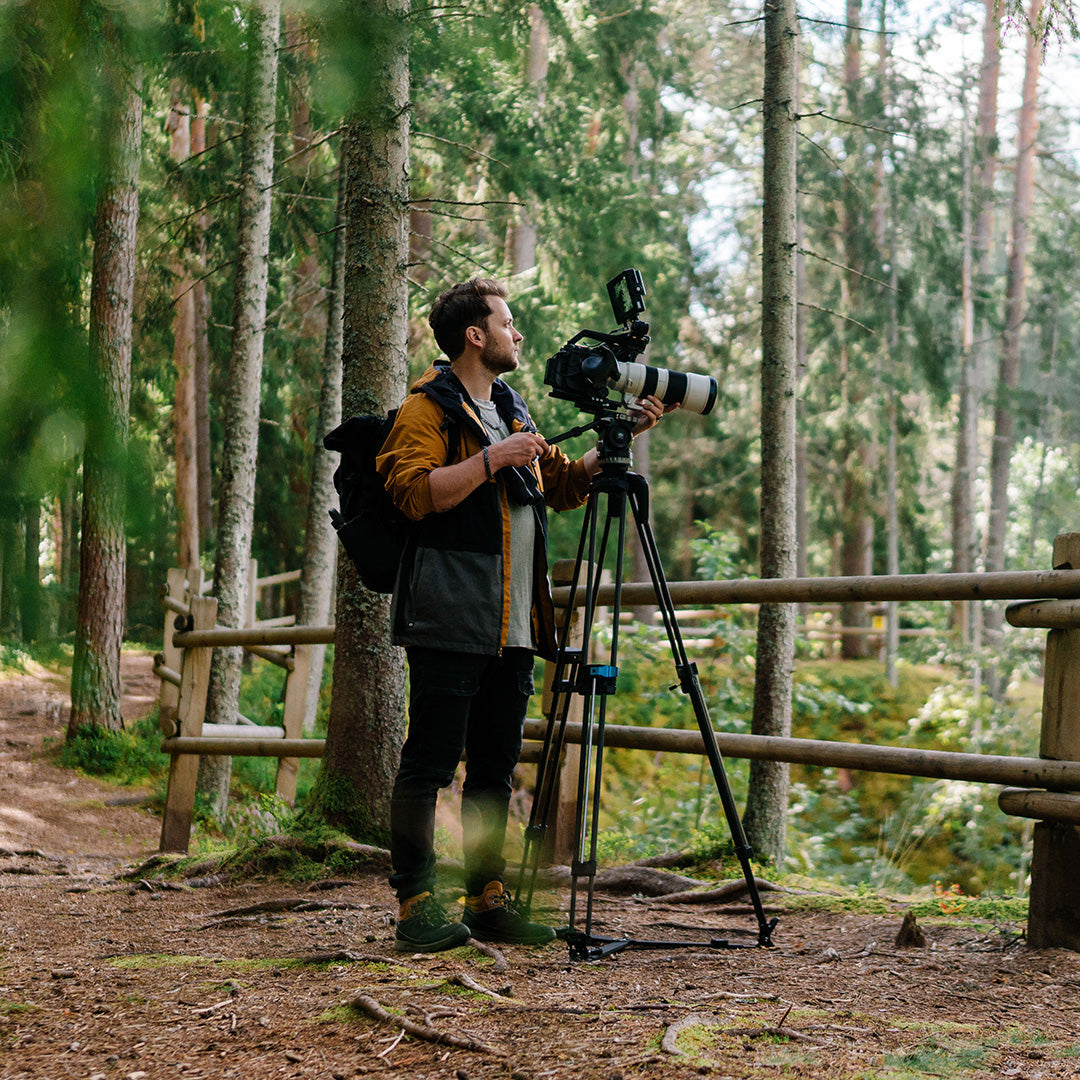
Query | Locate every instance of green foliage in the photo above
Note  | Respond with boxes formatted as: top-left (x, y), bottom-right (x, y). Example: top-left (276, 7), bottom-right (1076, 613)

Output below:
top-left (553, 643), bottom-right (1039, 897)
top-left (58, 713), bottom-right (168, 787)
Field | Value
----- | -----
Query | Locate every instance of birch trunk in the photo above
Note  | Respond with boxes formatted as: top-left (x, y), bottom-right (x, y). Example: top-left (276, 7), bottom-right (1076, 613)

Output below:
top-left (167, 85), bottom-right (200, 569)
top-left (298, 159), bottom-right (346, 733)
top-left (984, 0), bottom-right (1042, 647)
top-left (201, 0), bottom-right (281, 816)
top-left (953, 0), bottom-right (1002, 642)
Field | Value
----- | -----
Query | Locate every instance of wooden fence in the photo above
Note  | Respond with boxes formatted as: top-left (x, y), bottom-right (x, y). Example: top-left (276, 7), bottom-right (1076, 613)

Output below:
top-left (153, 533), bottom-right (1080, 950)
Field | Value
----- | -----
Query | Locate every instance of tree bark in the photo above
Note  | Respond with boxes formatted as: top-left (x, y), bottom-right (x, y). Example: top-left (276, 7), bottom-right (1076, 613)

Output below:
top-left (201, 0), bottom-right (281, 815)
top-left (69, 39), bottom-right (142, 735)
top-left (167, 84), bottom-right (200, 570)
top-left (837, 0), bottom-right (873, 660)
top-left (298, 158), bottom-right (346, 733)
top-left (310, 0), bottom-right (410, 843)
top-left (191, 93), bottom-right (215, 546)
top-left (984, 0), bottom-right (1042, 645)
top-left (744, 0), bottom-right (798, 868)
top-left (953, 0), bottom-right (1002, 642)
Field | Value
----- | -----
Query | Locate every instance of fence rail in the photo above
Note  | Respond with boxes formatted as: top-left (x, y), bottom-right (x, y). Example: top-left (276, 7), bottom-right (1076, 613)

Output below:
top-left (154, 534), bottom-right (1080, 950)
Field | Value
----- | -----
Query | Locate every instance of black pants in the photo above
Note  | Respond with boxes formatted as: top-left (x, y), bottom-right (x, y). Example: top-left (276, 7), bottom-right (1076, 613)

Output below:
top-left (389, 646), bottom-right (535, 901)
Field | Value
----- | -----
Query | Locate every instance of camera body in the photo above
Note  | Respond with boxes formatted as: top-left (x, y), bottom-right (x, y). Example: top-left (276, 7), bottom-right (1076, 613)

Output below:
top-left (544, 269), bottom-right (716, 418)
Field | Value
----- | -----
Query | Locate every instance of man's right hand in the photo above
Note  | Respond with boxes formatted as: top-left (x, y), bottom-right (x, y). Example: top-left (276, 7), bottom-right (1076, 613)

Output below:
top-left (489, 431), bottom-right (549, 471)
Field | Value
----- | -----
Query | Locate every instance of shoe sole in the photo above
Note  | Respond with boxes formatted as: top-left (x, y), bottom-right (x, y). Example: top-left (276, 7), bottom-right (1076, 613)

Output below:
top-left (462, 925), bottom-right (556, 946)
top-left (394, 929), bottom-right (471, 953)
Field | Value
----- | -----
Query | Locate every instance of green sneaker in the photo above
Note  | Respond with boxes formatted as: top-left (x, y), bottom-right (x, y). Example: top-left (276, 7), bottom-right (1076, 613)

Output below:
top-left (394, 892), bottom-right (471, 953)
top-left (462, 881), bottom-right (556, 946)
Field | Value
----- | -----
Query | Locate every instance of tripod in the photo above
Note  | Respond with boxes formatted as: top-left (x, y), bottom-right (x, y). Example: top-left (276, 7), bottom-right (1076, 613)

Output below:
top-left (516, 417), bottom-right (777, 960)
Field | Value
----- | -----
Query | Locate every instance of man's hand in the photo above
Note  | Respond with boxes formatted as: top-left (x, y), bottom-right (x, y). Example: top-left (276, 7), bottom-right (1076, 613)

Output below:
top-left (630, 394), bottom-right (678, 437)
top-left (489, 430), bottom-right (549, 470)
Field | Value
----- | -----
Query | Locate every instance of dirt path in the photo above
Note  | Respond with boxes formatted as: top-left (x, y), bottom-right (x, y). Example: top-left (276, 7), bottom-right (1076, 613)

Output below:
top-left (0, 653), bottom-right (162, 871)
top-left (2, 657), bottom-right (1080, 1079)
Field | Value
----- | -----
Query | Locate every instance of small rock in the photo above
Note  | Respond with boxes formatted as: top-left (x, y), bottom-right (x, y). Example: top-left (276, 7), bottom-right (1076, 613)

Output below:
top-left (284, 1050), bottom-right (304, 1063)
top-left (50, 968), bottom-right (76, 979)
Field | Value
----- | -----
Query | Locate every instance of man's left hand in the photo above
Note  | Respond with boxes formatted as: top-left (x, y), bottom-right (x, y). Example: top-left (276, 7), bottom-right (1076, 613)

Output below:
top-left (631, 394), bottom-right (678, 437)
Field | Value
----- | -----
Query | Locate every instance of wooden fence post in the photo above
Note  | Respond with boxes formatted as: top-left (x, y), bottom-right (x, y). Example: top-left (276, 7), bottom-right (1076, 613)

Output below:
top-left (159, 595), bottom-right (218, 853)
top-left (158, 568), bottom-right (188, 738)
top-left (1028, 532), bottom-right (1080, 948)
top-left (275, 643), bottom-right (311, 805)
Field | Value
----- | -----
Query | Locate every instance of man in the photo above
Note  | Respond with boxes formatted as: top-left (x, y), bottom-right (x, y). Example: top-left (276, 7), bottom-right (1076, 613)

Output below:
top-left (376, 278), bottom-right (667, 952)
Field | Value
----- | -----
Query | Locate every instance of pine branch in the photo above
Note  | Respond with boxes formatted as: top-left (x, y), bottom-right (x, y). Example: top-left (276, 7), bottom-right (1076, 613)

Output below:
top-left (797, 300), bottom-right (876, 335)
top-left (412, 130), bottom-right (510, 168)
top-left (796, 109), bottom-right (910, 140)
top-left (799, 247), bottom-right (895, 291)
top-left (798, 15), bottom-right (897, 35)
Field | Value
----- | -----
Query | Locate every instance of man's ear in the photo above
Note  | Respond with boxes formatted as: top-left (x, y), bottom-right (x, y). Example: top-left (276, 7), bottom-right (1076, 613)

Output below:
top-left (464, 323), bottom-right (485, 348)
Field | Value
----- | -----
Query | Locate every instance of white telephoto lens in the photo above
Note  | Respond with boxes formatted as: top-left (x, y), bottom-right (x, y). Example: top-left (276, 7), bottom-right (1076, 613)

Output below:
top-left (611, 362), bottom-right (718, 415)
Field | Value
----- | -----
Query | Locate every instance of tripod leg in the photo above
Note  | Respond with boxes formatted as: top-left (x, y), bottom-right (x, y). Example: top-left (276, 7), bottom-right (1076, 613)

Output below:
top-left (627, 474), bottom-right (777, 948)
top-left (516, 490), bottom-right (599, 912)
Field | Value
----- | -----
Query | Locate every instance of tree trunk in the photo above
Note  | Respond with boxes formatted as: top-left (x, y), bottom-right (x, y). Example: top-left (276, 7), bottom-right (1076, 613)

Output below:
top-left (310, 0), bottom-right (410, 843)
top-left (68, 39), bottom-right (142, 735)
top-left (192, 93), bottom-right (214, 546)
top-left (743, 0), bottom-right (798, 869)
top-left (952, 93), bottom-right (978, 638)
top-left (298, 158), bottom-right (346, 733)
top-left (21, 500), bottom-right (41, 643)
top-left (953, 0), bottom-right (1002, 642)
top-left (505, 4), bottom-right (547, 276)
top-left (837, 0), bottom-right (874, 660)
top-left (167, 84), bottom-right (200, 570)
top-left (201, 0), bottom-right (281, 816)
top-left (984, 0), bottom-right (1042, 649)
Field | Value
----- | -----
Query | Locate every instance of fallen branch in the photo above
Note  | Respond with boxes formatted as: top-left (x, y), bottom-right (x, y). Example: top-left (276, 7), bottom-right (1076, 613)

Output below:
top-left (207, 897), bottom-right (366, 918)
top-left (194, 997), bottom-right (236, 1017)
top-left (447, 972), bottom-right (513, 1001)
top-left (351, 993), bottom-right (506, 1057)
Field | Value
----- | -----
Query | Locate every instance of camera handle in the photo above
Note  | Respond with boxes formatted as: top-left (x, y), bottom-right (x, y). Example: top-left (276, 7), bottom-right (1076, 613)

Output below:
top-left (515, 461), bottom-right (778, 960)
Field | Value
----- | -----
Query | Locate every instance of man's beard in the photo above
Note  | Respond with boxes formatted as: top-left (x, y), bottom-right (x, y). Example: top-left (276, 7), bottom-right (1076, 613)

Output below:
top-left (480, 340), bottom-right (518, 375)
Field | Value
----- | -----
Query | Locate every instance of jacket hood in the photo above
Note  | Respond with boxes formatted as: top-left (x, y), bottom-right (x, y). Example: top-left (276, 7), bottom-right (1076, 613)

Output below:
top-left (410, 363), bottom-right (532, 437)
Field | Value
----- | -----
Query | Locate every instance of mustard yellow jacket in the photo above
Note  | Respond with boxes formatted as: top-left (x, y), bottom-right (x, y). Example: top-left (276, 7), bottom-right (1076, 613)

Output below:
top-left (376, 364), bottom-right (591, 657)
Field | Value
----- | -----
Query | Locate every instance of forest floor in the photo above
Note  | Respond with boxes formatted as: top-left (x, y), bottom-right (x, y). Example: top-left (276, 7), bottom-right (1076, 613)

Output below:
top-left (3, 657), bottom-right (1080, 1080)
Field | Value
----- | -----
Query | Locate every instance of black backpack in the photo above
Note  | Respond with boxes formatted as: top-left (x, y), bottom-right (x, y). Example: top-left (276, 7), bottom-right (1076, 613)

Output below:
top-left (323, 410), bottom-right (458, 593)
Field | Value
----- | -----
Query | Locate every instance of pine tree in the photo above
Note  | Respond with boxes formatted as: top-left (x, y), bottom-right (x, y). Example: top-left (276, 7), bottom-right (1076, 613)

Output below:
top-left (69, 18), bottom-right (143, 734)
top-left (743, 0), bottom-right (798, 868)
top-left (308, 0), bottom-right (411, 840)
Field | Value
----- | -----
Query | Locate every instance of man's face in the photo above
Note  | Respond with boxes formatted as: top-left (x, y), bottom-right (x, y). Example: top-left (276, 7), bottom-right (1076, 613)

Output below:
top-left (477, 296), bottom-right (523, 375)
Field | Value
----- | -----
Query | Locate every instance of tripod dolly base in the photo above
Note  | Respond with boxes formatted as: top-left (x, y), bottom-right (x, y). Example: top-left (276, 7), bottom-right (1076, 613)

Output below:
top-left (557, 920), bottom-right (778, 961)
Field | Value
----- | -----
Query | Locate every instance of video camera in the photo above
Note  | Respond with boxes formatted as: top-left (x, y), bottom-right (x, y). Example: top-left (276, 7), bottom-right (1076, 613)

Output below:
top-left (544, 269), bottom-right (718, 419)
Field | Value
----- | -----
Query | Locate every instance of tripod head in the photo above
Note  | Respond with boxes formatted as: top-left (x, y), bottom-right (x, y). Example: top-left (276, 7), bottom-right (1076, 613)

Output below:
top-left (547, 407), bottom-right (637, 478)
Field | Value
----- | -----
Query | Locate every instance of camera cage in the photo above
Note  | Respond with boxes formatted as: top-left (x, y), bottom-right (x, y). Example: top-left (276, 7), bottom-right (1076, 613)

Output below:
top-left (544, 269), bottom-right (652, 422)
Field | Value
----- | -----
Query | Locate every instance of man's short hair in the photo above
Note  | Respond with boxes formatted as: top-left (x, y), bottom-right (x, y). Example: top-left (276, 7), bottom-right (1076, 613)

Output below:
top-left (428, 278), bottom-right (508, 361)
